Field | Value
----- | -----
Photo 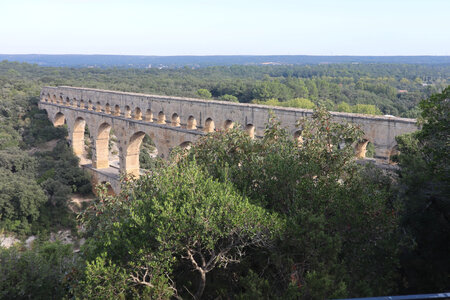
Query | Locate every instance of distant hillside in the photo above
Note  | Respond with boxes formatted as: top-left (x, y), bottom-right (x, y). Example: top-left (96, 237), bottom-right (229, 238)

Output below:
top-left (1, 54), bottom-right (449, 68)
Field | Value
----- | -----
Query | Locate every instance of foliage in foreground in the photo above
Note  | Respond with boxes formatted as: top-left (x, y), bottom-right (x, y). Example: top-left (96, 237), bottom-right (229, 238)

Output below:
top-left (76, 107), bottom-right (403, 299)
top-left (185, 108), bottom-right (402, 298)
top-left (395, 86), bottom-right (449, 292)
top-left (0, 241), bottom-right (76, 300)
top-left (78, 161), bottom-right (280, 299)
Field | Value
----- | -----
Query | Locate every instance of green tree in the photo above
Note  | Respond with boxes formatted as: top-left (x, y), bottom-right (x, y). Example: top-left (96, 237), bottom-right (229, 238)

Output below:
top-left (197, 88), bottom-right (212, 99)
top-left (337, 101), bottom-right (352, 113)
top-left (219, 94), bottom-right (238, 102)
top-left (396, 87), bottom-right (450, 292)
top-left (0, 169), bottom-right (47, 234)
top-left (186, 108), bottom-right (402, 298)
top-left (0, 241), bottom-right (76, 300)
top-left (80, 161), bottom-right (280, 299)
top-left (283, 97), bottom-right (315, 109)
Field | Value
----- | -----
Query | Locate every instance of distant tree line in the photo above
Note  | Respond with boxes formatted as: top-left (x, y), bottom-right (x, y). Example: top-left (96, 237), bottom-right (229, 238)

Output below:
top-left (1, 60), bottom-right (448, 117)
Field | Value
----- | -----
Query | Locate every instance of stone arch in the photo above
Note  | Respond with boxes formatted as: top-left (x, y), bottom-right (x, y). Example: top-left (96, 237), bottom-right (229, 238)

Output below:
top-left (124, 131), bottom-right (146, 177)
top-left (96, 101), bottom-right (102, 112)
top-left (355, 139), bottom-right (372, 159)
top-left (224, 120), bottom-right (234, 130)
top-left (93, 122), bottom-right (112, 169)
top-left (293, 130), bottom-right (303, 145)
top-left (171, 113), bottom-right (180, 127)
top-left (105, 103), bottom-right (111, 114)
top-left (52, 95), bottom-right (57, 103)
top-left (204, 118), bottom-right (215, 133)
top-left (245, 124), bottom-right (255, 139)
top-left (134, 107), bottom-right (142, 120)
top-left (157, 111), bottom-right (166, 124)
top-left (187, 116), bottom-right (197, 130)
top-left (72, 117), bottom-right (86, 158)
top-left (59, 96), bottom-right (63, 104)
top-left (179, 141), bottom-right (192, 150)
top-left (72, 98), bottom-right (77, 107)
top-left (114, 105), bottom-right (120, 116)
top-left (65, 97), bottom-right (70, 106)
top-left (388, 145), bottom-right (399, 164)
top-left (100, 181), bottom-right (116, 196)
top-left (145, 109), bottom-right (153, 122)
top-left (139, 134), bottom-right (159, 170)
top-left (53, 112), bottom-right (65, 127)
top-left (87, 100), bottom-right (93, 111)
top-left (79, 99), bottom-right (85, 109)
top-left (125, 105), bottom-right (131, 118)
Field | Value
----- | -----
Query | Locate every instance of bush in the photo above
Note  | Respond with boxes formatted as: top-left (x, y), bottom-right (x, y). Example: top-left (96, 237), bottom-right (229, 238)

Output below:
top-left (0, 241), bottom-right (76, 300)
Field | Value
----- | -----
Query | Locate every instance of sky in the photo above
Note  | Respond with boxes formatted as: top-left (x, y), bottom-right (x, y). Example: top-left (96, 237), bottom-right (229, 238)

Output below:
top-left (0, 0), bottom-right (449, 56)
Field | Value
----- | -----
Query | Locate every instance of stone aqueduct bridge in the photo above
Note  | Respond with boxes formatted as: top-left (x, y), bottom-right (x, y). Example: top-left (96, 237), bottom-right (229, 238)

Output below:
top-left (39, 86), bottom-right (417, 192)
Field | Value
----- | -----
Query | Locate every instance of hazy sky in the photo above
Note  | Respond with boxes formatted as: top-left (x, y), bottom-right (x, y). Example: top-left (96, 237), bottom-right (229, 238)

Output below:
top-left (1, 0), bottom-right (449, 55)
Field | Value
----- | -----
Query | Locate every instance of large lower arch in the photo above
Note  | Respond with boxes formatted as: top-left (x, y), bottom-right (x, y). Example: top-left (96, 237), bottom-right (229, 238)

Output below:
top-left (93, 122), bottom-right (112, 169)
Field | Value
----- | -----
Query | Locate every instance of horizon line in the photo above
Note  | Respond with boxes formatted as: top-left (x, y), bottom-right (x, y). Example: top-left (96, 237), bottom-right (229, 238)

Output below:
top-left (1, 53), bottom-right (450, 57)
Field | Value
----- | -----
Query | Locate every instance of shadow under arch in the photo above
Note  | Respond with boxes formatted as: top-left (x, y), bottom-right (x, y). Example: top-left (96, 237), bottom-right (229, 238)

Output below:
top-left (224, 119), bottom-right (234, 130)
top-left (245, 124), bottom-right (255, 138)
top-left (187, 116), bottom-right (197, 130)
top-left (171, 113), bottom-right (180, 127)
top-left (157, 111), bottom-right (166, 124)
top-left (134, 107), bottom-right (142, 120)
top-left (145, 109), bottom-right (153, 122)
top-left (204, 118), bottom-right (215, 133)
top-left (105, 103), bottom-right (111, 114)
top-left (125, 105), bottom-right (131, 118)
top-left (114, 105), bottom-right (120, 116)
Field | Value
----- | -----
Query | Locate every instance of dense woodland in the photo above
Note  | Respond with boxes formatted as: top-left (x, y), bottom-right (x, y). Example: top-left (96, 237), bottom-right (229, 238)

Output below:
top-left (0, 61), bottom-right (449, 299)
